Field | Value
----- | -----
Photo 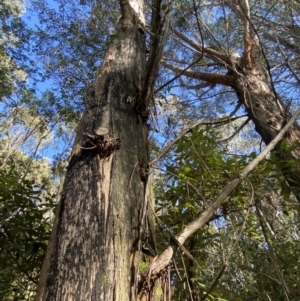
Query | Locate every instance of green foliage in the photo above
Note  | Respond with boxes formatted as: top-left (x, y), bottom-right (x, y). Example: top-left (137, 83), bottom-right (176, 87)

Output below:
top-left (155, 126), bottom-right (300, 301)
top-left (0, 0), bottom-right (27, 100)
top-left (29, 0), bottom-right (119, 113)
top-left (157, 127), bottom-right (248, 225)
top-left (0, 2), bottom-right (65, 299)
top-left (0, 165), bottom-right (56, 301)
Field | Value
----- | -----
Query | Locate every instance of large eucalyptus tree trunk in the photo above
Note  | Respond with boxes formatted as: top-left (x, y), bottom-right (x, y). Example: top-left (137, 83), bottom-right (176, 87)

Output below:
top-left (35, 1), bottom-right (151, 300)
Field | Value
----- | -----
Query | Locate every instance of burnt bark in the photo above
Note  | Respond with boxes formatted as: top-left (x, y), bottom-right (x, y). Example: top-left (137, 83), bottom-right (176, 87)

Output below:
top-left (35, 2), bottom-right (152, 300)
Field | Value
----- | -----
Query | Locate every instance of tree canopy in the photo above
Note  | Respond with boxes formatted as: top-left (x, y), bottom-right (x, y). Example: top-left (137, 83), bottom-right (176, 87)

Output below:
top-left (1, 0), bottom-right (300, 300)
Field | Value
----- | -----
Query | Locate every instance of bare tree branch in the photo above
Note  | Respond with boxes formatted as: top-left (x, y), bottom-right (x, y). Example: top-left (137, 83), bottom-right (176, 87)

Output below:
top-left (200, 263), bottom-right (228, 301)
top-left (172, 27), bottom-right (230, 66)
top-left (150, 115), bottom-right (246, 165)
top-left (217, 117), bottom-right (250, 143)
top-left (162, 60), bottom-right (236, 86)
top-left (155, 56), bottom-right (204, 93)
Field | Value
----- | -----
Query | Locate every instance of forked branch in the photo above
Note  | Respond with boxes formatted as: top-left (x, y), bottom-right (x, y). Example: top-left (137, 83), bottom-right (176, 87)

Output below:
top-left (162, 61), bottom-right (236, 86)
top-left (172, 28), bottom-right (230, 66)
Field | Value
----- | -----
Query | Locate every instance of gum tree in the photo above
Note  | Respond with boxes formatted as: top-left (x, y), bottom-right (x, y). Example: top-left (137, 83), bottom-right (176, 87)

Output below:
top-left (35, 0), bottom-right (154, 300)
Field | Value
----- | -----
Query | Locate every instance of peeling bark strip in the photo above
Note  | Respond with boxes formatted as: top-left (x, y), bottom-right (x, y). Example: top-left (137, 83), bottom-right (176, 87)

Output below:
top-left (35, 1), bottom-right (151, 300)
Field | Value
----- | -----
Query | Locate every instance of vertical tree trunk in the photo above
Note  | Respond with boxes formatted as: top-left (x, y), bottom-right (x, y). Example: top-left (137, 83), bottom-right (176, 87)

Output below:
top-left (233, 44), bottom-right (300, 201)
top-left (35, 1), bottom-right (150, 300)
top-left (229, 0), bottom-right (300, 201)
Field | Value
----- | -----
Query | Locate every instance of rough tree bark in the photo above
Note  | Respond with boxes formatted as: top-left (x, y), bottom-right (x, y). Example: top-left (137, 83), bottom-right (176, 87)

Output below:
top-left (35, 1), bottom-right (153, 300)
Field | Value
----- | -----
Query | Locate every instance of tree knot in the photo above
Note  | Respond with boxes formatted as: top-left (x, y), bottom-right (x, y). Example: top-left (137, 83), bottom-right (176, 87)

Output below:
top-left (139, 158), bottom-right (149, 182)
top-left (84, 132), bottom-right (121, 158)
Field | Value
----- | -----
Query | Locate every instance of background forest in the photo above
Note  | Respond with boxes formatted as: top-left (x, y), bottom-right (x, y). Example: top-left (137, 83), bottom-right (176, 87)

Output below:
top-left (1, 0), bottom-right (300, 300)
